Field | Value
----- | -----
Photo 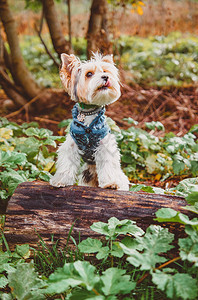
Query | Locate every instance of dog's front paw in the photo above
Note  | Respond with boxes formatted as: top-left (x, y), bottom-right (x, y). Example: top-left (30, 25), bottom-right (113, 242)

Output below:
top-left (50, 173), bottom-right (74, 187)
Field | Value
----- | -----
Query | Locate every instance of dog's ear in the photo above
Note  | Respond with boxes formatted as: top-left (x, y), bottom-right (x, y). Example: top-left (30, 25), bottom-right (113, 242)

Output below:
top-left (60, 54), bottom-right (80, 74)
top-left (60, 54), bottom-right (81, 94)
top-left (101, 54), bottom-right (114, 65)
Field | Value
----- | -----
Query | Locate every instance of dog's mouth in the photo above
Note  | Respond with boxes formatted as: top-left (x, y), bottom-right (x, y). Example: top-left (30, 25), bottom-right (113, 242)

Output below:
top-left (98, 80), bottom-right (111, 91)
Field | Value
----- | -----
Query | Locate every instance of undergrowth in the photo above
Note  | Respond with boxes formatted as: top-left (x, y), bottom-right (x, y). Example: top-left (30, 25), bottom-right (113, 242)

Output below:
top-left (0, 118), bottom-right (197, 299)
top-left (0, 117), bottom-right (197, 207)
top-left (0, 203), bottom-right (197, 299)
top-left (18, 32), bottom-right (198, 88)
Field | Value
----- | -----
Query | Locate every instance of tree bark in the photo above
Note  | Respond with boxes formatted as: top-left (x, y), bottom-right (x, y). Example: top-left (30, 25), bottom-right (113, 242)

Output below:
top-left (0, 0), bottom-right (42, 100)
top-left (5, 181), bottom-right (191, 251)
top-left (42, 0), bottom-right (71, 56)
top-left (87, 0), bottom-right (111, 58)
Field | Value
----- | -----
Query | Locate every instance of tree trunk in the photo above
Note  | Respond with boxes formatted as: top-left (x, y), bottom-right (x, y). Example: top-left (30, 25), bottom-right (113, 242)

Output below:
top-left (42, 0), bottom-right (71, 56)
top-left (87, 0), bottom-right (111, 58)
top-left (0, 0), bottom-right (42, 100)
top-left (5, 181), bottom-right (190, 251)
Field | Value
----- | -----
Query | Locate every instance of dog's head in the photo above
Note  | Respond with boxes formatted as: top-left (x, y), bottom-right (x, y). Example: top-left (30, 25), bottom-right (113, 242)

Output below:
top-left (60, 52), bottom-right (121, 106)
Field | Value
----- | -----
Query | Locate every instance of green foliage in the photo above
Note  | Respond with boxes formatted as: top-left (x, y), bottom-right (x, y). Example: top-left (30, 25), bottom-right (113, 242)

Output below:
top-left (117, 121), bottom-right (198, 182)
top-left (1, 210), bottom-right (198, 299)
top-left (16, 32), bottom-right (198, 88)
top-left (118, 32), bottom-right (198, 87)
top-left (0, 118), bottom-right (64, 202)
top-left (78, 217), bottom-right (144, 260)
top-left (121, 225), bottom-right (174, 270)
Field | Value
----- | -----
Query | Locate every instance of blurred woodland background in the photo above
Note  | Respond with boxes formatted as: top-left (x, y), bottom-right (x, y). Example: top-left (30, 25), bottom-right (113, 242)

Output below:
top-left (0, 0), bottom-right (198, 134)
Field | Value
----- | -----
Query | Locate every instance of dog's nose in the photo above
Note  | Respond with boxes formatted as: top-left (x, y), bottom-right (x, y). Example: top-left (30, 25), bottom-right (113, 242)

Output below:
top-left (101, 75), bottom-right (109, 82)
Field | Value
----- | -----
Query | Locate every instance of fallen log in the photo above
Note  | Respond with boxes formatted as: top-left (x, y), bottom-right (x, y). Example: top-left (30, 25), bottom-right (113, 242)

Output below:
top-left (5, 181), bottom-right (190, 250)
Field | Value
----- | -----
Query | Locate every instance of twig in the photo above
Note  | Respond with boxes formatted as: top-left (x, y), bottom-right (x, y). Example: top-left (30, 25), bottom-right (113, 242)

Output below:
top-left (36, 28), bottom-right (59, 68)
top-left (34, 116), bottom-right (59, 124)
top-left (142, 91), bottom-right (163, 116)
top-left (5, 93), bottom-right (43, 118)
top-left (34, 7), bottom-right (59, 68)
top-left (137, 256), bottom-right (180, 285)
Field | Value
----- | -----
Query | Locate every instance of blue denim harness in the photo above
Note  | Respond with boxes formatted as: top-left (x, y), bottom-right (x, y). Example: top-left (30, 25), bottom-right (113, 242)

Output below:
top-left (70, 104), bottom-right (110, 164)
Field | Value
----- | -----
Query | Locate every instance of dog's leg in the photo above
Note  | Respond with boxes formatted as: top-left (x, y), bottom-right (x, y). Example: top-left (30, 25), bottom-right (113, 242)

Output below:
top-left (95, 133), bottom-right (129, 191)
top-left (78, 164), bottom-right (98, 188)
top-left (50, 134), bottom-right (81, 187)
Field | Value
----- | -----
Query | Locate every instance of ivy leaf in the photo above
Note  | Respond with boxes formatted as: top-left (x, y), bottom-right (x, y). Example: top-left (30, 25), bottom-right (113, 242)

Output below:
top-left (152, 270), bottom-right (198, 300)
top-left (100, 268), bottom-right (136, 296)
top-left (121, 225), bottom-right (174, 270)
top-left (8, 262), bottom-right (45, 300)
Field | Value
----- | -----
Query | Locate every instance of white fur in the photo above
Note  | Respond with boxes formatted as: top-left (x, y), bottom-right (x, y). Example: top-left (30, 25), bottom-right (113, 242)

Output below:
top-left (50, 134), bottom-right (81, 187)
top-left (50, 53), bottom-right (129, 191)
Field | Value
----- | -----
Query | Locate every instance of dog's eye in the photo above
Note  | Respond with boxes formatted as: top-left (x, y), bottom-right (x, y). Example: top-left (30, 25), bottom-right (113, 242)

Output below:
top-left (86, 72), bottom-right (93, 78)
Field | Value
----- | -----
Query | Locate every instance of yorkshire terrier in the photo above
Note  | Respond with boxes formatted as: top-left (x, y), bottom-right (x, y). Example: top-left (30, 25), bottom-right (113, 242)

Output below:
top-left (50, 53), bottom-right (129, 191)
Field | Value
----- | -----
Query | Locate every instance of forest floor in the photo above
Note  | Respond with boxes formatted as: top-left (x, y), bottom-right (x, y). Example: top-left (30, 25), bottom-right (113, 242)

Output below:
top-left (0, 84), bottom-right (197, 137)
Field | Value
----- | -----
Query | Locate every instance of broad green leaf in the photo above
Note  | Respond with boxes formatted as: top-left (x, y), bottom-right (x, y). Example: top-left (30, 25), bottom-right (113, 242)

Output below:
top-left (8, 262), bottom-right (45, 300)
top-left (96, 246), bottom-right (110, 260)
top-left (186, 191), bottom-right (198, 205)
top-left (78, 238), bottom-right (103, 253)
top-left (111, 242), bottom-right (124, 258)
top-left (145, 121), bottom-right (164, 131)
top-left (15, 244), bottom-right (30, 259)
top-left (100, 268), bottom-right (136, 296)
top-left (179, 225), bottom-right (198, 266)
top-left (152, 270), bottom-right (198, 300)
top-left (0, 275), bottom-right (9, 288)
top-left (90, 217), bottom-right (143, 240)
top-left (156, 208), bottom-right (198, 226)
top-left (47, 261), bottom-right (99, 294)
top-left (121, 225), bottom-right (174, 270)
top-left (0, 293), bottom-right (12, 300)
top-left (67, 289), bottom-right (105, 300)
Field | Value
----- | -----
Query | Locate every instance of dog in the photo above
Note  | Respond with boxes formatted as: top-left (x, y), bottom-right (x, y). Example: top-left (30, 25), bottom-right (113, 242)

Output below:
top-left (50, 52), bottom-right (129, 191)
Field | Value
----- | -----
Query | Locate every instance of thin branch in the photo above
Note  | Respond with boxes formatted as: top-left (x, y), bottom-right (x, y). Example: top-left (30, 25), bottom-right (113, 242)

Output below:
top-left (5, 92), bottom-right (44, 118)
top-left (137, 256), bottom-right (181, 285)
top-left (34, 7), bottom-right (59, 68)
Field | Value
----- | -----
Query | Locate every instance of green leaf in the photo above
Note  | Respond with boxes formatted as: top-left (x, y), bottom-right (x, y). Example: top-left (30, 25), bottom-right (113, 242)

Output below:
top-left (172, 159), bottom-right (185, 175)
top-left (100, 268), bottom-right (136, 296)
top-left (78, 238), bottom-right (103, 254)
top-left (15, 244), bottom-right (30, 259)
top-left (145, 121), bottom-right (164, 131)
top-left (179, 225), bottom-right (198, 266)
top-left (111, 242), bottom-right (124, 258)
top-left (152, 270), bottom-right (198, 300)
top-left (186, 191), bottom-right (198, 205)
top-left (8, 262), bottom-right (45, 300)
top-left (96, 246), bottom-right (110, 260)
top-left (47, 261), bottom-right (99, 294)
top-left (155, 208), bottom-right (198, 226)
top-left (121, 225), bottom-right (174, 270)
top-left (67, 290), bottom-right (105, 300)
top-left (90, 217), bottom-right (143, 240)
top-left (0, 275), bottom-right (9, 288)
top-left (0, 293), bottom-right (12, 300)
